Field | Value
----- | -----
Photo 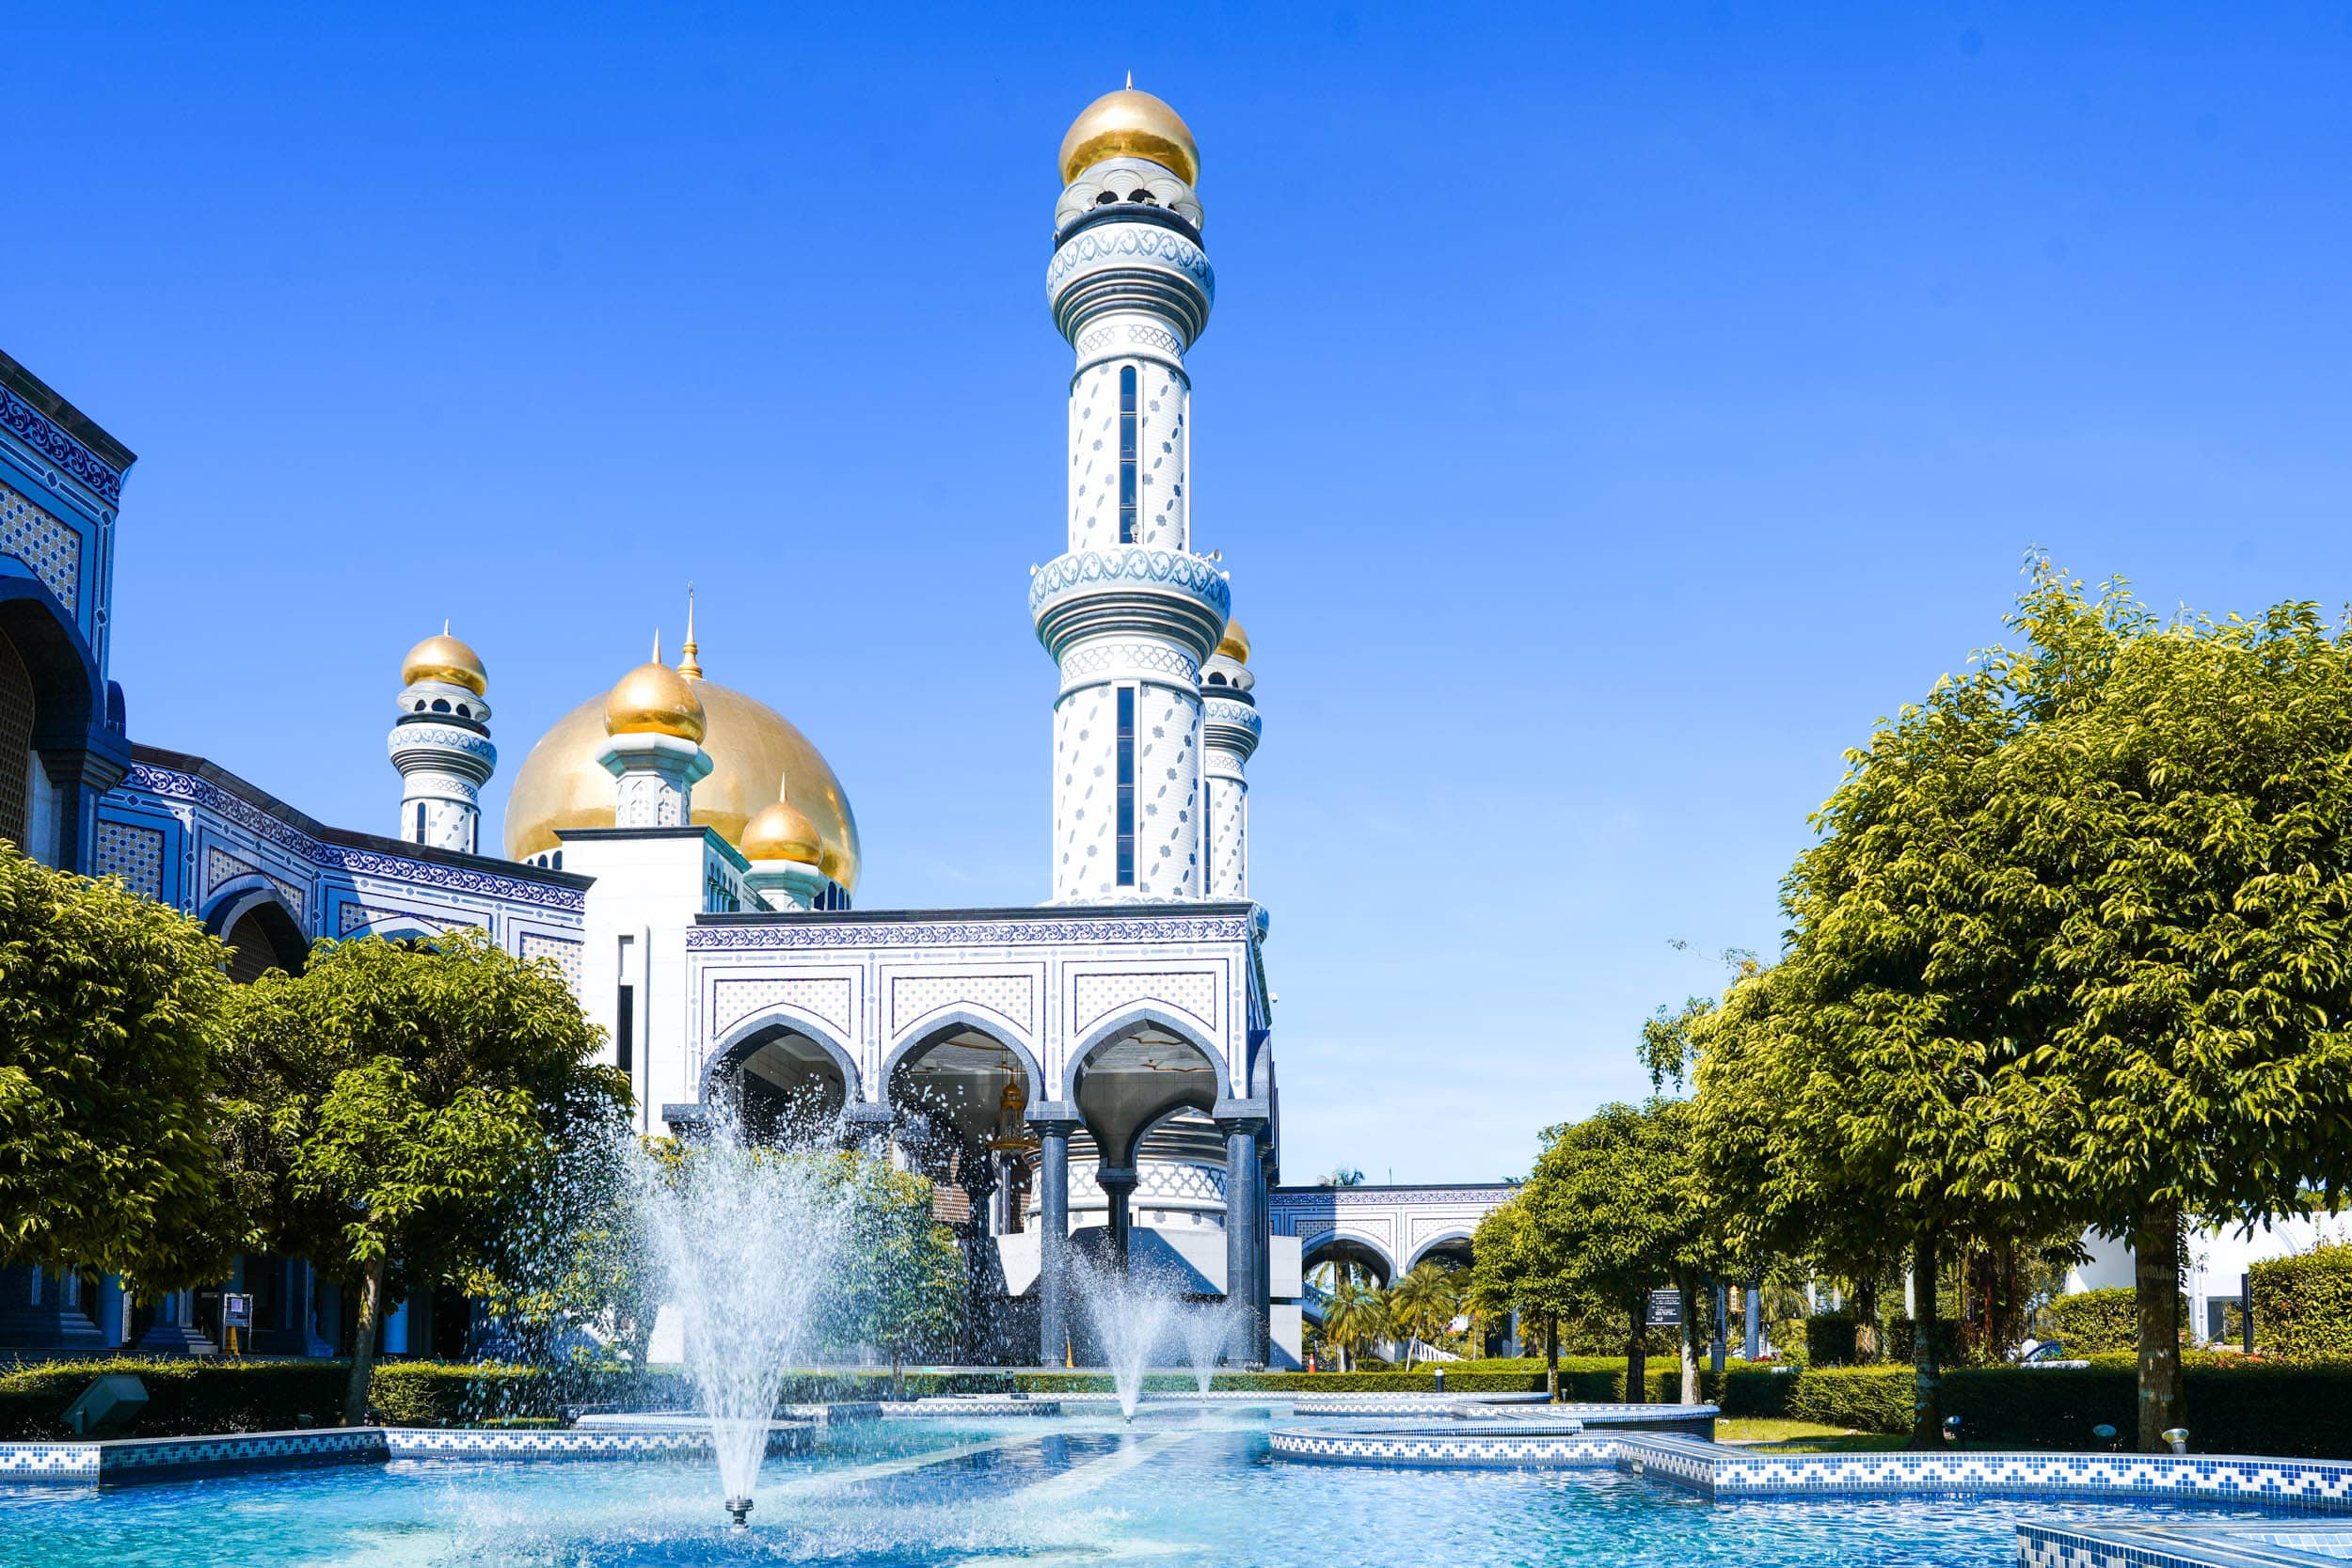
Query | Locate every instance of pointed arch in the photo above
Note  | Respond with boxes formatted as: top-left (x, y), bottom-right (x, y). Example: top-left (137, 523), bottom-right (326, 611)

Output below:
top-left (703, 1002), bottom-right (865, 1106)
top-left (1061, 1002), bottom-right (1229, 1102)
top-left (881, 1009), bottom-right (1045, 1114)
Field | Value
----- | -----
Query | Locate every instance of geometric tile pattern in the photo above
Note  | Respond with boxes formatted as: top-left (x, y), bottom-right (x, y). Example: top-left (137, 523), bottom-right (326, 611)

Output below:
top-left (889, 973), bottom-right (1035, 1036)
top-left (519, 932), bottom-right (583, 992)
top-left (0, 379), bottom-right (123, 506)
top-left (202, 845), bottom-right (306, 918)
top-left (0, 480), bottom-right (80, 610)
top-left (687, 912), bottom-right (1252, 951)
top-left (1073, 969), bottom-right (1216, 1034)
top-left (338, 902), bottom-right (453, 936)
top-left (2021, 1521), bottom-right (2352, 1568)
top-left (92, 818), bottom-right (164, 899)
top-left (384, 1424), bottom-right (811, 1460)
top-left (711, 975), bottom-right (855, 1038)
top-left (1274, 1420), bottom-right (2352, 1517)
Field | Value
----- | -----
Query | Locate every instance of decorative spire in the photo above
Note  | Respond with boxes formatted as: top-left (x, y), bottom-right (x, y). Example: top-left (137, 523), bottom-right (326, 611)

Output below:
top-left (652, 628), bottom-right (662, 664)
top-left (678, 585), bottom-right (703, 679)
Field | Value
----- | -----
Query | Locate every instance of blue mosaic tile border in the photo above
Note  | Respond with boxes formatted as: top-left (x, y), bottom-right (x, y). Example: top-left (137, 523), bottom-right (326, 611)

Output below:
top-left (1271, 1421), bottom-right (2352, 1517)
top-left (881, 1398), bottom-right (1067, 1418)
top-left (2016, 1519), bottom-right (2352, 1568)
top-left (0, 1429), bottom-right (391, 1486)
top-left (385, 1424), bottom-right (811, 1460)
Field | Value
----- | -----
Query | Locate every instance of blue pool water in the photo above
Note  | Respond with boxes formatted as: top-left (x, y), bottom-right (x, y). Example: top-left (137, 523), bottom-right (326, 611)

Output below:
top-left (0, 1414), bottom-right (2294, 1566)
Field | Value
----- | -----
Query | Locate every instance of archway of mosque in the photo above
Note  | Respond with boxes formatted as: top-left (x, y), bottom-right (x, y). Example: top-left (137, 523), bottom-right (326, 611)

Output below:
top-left (704, 1022), bottom-right (853, 1145)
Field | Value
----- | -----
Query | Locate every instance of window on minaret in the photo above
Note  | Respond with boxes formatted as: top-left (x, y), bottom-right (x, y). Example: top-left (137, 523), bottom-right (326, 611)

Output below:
top-left (414, 802), bottom-right (425, 841)
top-left (1116, 686), bottom-right (1136, 886)
top-left (1118, 366), bottom-right (1137, 544)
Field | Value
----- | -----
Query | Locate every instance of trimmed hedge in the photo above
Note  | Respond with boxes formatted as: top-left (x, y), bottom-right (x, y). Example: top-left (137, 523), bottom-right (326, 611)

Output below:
top-left (2253, 1244), bottom-right (2352, 1361)
top-left (2044, 1288), bottom-right (2137, 1354)
top-left (1805, 1314), bottom-right (1858, 1367)
top-left (1788, 1365), bottom-right (1916, 1433)
top-left (0, 1358), bottom-right (351, 1439)
top-left (1886, 1317), bottom-right (1969, 1367)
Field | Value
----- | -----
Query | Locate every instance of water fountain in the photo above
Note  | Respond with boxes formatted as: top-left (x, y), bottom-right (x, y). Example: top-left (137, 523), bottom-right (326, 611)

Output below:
top-left (632, 1111), bottom-right (851, 1528)
top-left (1071, 1259), bottom-right (1181, 1420)
top-left (1175, 1300), bottom-right (1234, 1395)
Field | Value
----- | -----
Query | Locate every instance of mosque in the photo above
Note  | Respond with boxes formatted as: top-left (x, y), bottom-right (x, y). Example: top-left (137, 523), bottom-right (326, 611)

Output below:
top-left (0, 87), bottom-right (1506, 1366)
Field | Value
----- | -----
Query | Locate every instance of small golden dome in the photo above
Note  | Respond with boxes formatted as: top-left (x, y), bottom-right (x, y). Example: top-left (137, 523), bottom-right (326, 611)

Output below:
top-left (604, 639), bottom-right (706, 743)
top-left (402, 626), bottom-right (487, 696)
top-left (1059, 84), bottom-right (1199, 186)
top-left (740, 795), bottom-right (822, 864)
top-left (1216, 618), bottom-right (1249, 664)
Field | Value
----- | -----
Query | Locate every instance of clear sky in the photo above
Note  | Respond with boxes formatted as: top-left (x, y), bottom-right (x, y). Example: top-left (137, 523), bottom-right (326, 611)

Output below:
top-left (11, 3), bottom-right (2352, 1184)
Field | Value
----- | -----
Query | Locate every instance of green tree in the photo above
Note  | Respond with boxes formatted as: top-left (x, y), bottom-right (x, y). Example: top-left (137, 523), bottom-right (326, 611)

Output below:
top-left (1318, 1272), bottom-right (1385, 1372)
top-left (1385, 1260), bottom-right (1460, 1369)
top-left (1524, 1100), bottom-right (1718, 1402)
top-left (224, 931), bottom-right (627, 1424)
top-left (1939, 571), bottom-right (2352, 1448)
top-left (0, 845), bottom-right (243, 1293)
top-left (825, 1149), bottom-right (965, 1394)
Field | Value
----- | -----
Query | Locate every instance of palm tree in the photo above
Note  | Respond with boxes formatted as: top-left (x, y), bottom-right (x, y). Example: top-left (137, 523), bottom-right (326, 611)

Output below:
top-left (1320, 1273), bottom-right (1384, 1373)
top-left (1389, 1262), bottom-right (1462, 1369)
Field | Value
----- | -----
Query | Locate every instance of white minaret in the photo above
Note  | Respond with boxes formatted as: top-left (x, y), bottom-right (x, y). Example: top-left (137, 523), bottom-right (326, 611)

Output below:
top-left (1033, 83), bottom-right (1230, 902)
top-left (389, 625), bottom-right (495, 854)
top-left (1200, 619), bottom-right (1260, 897)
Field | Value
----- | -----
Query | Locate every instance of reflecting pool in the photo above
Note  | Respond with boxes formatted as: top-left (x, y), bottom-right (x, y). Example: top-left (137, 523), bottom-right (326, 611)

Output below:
top-left (0, 1412), bottom-right (2293, 1567)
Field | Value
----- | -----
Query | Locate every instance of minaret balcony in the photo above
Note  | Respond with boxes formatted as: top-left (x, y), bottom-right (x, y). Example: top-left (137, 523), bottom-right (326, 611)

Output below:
top-left (1048, 217), bottom-right (1214, 347)
top-left (1030, 546), bottom-right (1231, 665)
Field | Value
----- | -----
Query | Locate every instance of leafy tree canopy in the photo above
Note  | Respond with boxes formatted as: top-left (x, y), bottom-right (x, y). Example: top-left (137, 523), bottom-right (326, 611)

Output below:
top-left (0, 845), bottom-right (242, 1292)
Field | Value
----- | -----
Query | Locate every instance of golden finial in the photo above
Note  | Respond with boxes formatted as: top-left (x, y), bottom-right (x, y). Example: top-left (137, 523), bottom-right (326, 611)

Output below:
top-left (678, 585), bottom-right (703, 680)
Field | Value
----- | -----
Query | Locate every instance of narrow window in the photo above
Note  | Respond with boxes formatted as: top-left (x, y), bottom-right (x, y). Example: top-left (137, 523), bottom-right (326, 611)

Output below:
top-left (616, 984), bottom-right (634, 1075)
top-left (1118, 366), bottom-right (1137, 544)
top-left (413, 802), bottom-right (425, 840)
top-left (1116, 686), bottom-right (1136, 886)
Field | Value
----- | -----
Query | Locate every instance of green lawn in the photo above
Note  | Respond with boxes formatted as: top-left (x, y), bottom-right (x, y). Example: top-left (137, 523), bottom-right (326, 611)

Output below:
top-left (1712, 1416), bottom-right (1907, 1452)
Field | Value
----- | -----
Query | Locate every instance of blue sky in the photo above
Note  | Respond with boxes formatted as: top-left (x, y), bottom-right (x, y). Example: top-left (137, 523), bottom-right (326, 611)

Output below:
top-left (12, 4), bottom-right (2352, 1182)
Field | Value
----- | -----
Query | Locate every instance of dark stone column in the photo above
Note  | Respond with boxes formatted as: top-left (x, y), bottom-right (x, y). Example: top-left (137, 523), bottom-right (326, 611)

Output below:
top-left (1097, 1165), bottom-right (1136, 1272)
top-left (1219, 1117), bottom-right (1267, 1369)
top-left (1035, 1119), bottom-right (1075, 1368)
top-left (1743, 1280), bottom-right (1763, 1360)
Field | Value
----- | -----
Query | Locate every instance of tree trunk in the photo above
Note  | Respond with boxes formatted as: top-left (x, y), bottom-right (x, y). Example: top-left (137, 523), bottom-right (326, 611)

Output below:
top-left (1908, 1234), bottom-right (1941, 1449)
top-left (1627, 1299), bottom-right (1648, 1402)
top-left (1854, 1277), bottom-right (1880, 1364)
top-left (2135, 1206), bottom-right (2185, 1452)
top-left (1544, 1312), bottom-right (1559, 1402)
top-left (1677, 1275), bottom-right (1700, 1404)
top-left (892, 1349), bottom-right (906, 1402)
top-left (342, 1256), bottom-right (388, 1427)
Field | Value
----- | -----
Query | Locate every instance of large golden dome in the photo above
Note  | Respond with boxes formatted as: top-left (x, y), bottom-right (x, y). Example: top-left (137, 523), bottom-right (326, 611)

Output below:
top-left (1059, 85), bottom-right (1199, 186)
top-left (503, 673), bottom-right (860, 889)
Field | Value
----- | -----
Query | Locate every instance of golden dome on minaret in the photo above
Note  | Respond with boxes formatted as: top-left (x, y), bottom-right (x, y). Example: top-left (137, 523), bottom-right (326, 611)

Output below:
top-left (740, 779), bottom-right (824, 865)
top-left (402, 623), bottom-right (487, 695)
top-left (1058, 78), bottom-right (1199, 186)
top-left (503, 613), bottom-right (861, 887)
top-left (1216, 618), bottom-right (1249, 664)
top-left (604, 632), bottom-right (707, 744)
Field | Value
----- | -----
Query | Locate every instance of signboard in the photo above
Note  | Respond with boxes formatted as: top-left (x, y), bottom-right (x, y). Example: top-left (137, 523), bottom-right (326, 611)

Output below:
top-left (1645, 1289), bottom-right (1682, 1328)
top-left (221, 1293), bottom-right (252, 1331)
